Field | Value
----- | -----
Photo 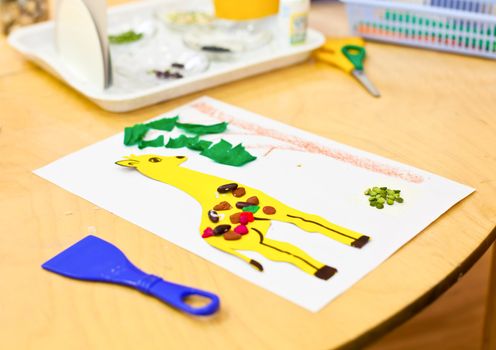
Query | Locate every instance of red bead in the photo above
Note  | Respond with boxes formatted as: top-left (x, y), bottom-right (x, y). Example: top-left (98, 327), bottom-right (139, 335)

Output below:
top-left (202, 227), bottom-right (214, 238)
top-left (234, 225), bottom-right (248, 235)
top-left (239, 212), bottom-right (254, 225)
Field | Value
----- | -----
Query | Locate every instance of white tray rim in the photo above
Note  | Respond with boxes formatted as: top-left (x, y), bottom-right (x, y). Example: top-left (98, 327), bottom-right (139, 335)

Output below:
top-left (8, 0), bottom-right (325, 111)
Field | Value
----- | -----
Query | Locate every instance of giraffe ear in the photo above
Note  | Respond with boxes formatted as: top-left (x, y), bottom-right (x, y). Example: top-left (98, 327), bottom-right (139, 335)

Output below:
top-left (115, 159), bottom-right (139, 168)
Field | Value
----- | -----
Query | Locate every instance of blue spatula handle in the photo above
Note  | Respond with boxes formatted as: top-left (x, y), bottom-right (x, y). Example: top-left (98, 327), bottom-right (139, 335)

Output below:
top-left (136, 275), bottom-right (220, 316)
top-left (42, 235), bottom-right (220, 316)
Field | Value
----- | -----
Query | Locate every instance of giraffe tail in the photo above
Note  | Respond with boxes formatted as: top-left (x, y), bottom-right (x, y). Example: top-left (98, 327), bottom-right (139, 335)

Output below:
top-left (206, 238), bottom-right (265, 272)
top-left (249, 259), bottom-right (264, 271)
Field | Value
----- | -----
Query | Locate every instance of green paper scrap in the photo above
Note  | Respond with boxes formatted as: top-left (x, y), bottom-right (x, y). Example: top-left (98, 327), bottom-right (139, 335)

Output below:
top-left (146, 116), bottom-right (178, 131)
top-left (165, 134), bottom-right (214, 151)
top-left (109, 30), bottom-right (143, 44)
top-left (123, 119), bottom-right (256, 167)
top-left (124, 124), bottom-right (150, 146)
top-left (200, 139), bottom-right (257, 167)
top-left (242, 205), bottom-right (260, 213)
top-left (202, 139), bottom-right (231, 155)
top-left (165, 135), bottom-right (198, 149)
top-left (138, 135), bottom-right (165, 149)
top-left (176, 121), bottom-right (227, 135)
top-left (187, 139), bottom-right (212, 151)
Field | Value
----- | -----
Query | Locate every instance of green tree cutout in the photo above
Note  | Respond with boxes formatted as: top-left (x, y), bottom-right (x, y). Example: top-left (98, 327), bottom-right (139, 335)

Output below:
top-left (123, 116), bottom-right (256, 167)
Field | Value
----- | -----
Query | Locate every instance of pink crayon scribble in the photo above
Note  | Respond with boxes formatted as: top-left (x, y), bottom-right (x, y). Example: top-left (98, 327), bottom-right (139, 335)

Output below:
top-left (245, 144), bottom-right (304, 157)
top-left (191, 101), bottom-right (424, 183)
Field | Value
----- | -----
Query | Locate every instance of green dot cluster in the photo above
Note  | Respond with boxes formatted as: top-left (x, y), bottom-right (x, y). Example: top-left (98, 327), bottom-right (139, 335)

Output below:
top-left (364, 187), bottom-right (404, 209)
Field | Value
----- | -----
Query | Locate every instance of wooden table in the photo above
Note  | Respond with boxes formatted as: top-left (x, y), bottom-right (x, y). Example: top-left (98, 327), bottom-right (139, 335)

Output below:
top-left (1, 2), bottom-right (495, 349)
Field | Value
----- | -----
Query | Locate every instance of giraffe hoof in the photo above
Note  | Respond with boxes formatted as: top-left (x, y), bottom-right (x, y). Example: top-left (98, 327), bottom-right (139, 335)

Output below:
top-left (351, 235), bottom-right (370, 248)
top-left (314, 265), bottom-right (337, 280)
top-left (250, 259), bottom-right (264, 272)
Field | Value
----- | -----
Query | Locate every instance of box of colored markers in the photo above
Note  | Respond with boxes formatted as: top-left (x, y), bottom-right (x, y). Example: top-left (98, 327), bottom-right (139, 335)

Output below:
top-left (341, 0), bottom-right (496, 59)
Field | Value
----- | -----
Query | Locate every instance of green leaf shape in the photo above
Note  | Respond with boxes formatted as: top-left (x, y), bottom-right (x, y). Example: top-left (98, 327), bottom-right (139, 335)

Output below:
top-left (200, 139), bottom-right (256, 167)
top-left (187, 139), bottom-right (212, 151)
top-left (124, 124), bottom-right (150, 146)
top-left (146, 116), bottom-right (178, 131)
top-left (138, 135), bottom-right (165, 149)
top-left (165, 135), bottom-right (198, 149)
top-left (242, 205), bottom-right (260, 213)
top-left (176, 121), bottom-right (227, 135)
top-left (109, 30), bottom-right (143, 44)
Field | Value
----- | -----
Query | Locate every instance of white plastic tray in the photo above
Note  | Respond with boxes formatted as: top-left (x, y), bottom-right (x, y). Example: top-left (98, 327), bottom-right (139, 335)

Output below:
top-left (8, 0), bottom-right (325, 112)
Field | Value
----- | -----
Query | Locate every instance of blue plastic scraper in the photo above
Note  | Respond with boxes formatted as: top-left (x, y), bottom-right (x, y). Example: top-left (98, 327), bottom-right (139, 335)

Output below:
top-left (42, 235), bottom-right (220, 316)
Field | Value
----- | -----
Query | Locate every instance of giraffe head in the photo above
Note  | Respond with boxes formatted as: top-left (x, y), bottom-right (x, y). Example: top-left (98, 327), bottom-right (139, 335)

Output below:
top-left (115, 154), bottom-right (187, 171)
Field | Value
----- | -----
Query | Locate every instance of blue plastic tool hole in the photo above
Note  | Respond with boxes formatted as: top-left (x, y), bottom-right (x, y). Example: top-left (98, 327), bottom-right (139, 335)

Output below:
top-left (182, 294), bottom-right (211, 309)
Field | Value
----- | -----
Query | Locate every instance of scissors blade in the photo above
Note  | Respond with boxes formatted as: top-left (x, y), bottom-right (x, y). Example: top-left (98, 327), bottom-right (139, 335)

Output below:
top-left (351, 70), bottom-right (381, 98)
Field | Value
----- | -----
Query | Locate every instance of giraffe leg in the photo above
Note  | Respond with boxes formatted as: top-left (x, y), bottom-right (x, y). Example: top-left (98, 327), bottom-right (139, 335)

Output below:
top-left (250, 228), bottom-right (337, 280)
top-left (282, 210), bottom-right (370, 248)
top-left (205, 236), bottom-right (265, 272)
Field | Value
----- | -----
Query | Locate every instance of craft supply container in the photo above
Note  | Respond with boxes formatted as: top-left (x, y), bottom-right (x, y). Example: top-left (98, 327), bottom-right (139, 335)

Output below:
top-left (8, 0), bottom-right (325, 112)
top-left (341, 0), bottom-right (496, 59)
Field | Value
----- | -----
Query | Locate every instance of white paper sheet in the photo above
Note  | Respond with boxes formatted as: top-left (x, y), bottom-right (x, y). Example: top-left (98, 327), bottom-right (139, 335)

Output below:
top-left (35, 97), bottom-right (474, 312)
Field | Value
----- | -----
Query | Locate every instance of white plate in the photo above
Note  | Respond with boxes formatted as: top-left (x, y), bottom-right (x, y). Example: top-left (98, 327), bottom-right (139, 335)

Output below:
top-left (8, 0), bottom-right (325, 112)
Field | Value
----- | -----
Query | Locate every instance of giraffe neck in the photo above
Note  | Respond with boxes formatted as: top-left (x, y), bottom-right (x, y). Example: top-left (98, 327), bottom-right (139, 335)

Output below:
top-left (138, 165), bottom-right (228, 203)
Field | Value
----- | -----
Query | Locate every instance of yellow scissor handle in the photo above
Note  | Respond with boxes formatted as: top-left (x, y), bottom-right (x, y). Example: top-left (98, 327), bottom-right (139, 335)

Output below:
top-left (314, 37), bottom-right (366, 74)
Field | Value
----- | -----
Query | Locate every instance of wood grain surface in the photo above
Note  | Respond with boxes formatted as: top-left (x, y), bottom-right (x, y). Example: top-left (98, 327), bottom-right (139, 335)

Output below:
top-left (0, 1), bottom-right (495, 349)
top-left (368, 247), bottom-right (492, 349)
top-left (483, 245), bottom-right (496, 350)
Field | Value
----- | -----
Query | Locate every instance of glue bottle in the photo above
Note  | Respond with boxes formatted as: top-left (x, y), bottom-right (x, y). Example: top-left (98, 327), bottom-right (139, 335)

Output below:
top-left (278, 0), bottom-right (309, 45)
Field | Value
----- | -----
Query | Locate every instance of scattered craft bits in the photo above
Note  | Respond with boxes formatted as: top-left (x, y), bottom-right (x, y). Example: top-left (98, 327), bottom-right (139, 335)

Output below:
top-left (213, 224), bottom-right (231, 235)
top-left (202, 45), bottom-right (231, 53)
top-left (176, 121), bottom-right (228, 135)
top-left (263, 206), bottom-right (276, 215)
top-left (242, 205), bottom-right (260, 213)
top-left (164, 11), bottom-right (214, 26)
top-left (234, 225), bottom-right (248, 235)
top-left (364, 186), bottom-right (404, 209)
top-left (213, 201), bottom-right (232, 211)
top-left (146, 116), bottom-right (178, 131)
top-left (223, 231), bottom-right (241, 240)
top-left (202, 227), bottom-right (214, 238)
top-left (247, 196), bottom-right (259, 205)
top-left (217, 183), bottom-right (238, 193)
top-left (200, 139), bottom-right (257, 167)
top-left (230, 212), bottom-right (241, 224)
top-left (232, 187), bottom-right (246, 197)
top-left (239, 212), bottom-right (254, 225)
top-left (124, 124), bottom-right (149, 146)
top-left (235, 201), bottom-right (251, 209)
top-left (153, 70), bottom-right (183, 80)
top-left (138, 135), bottom-right (165, 149)
top-left (108, 30), bottom-right (143, 44)
top-left (208, 210), bottom-right (219, 223)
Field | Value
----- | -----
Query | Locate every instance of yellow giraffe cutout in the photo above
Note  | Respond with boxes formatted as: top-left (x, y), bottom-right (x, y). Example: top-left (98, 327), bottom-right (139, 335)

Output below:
top-left (116, 154), bottom-right (370, 280)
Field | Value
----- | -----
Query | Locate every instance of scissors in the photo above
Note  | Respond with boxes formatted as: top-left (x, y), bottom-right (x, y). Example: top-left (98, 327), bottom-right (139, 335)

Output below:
top-left (314, 37), bottom-right (380, 98)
